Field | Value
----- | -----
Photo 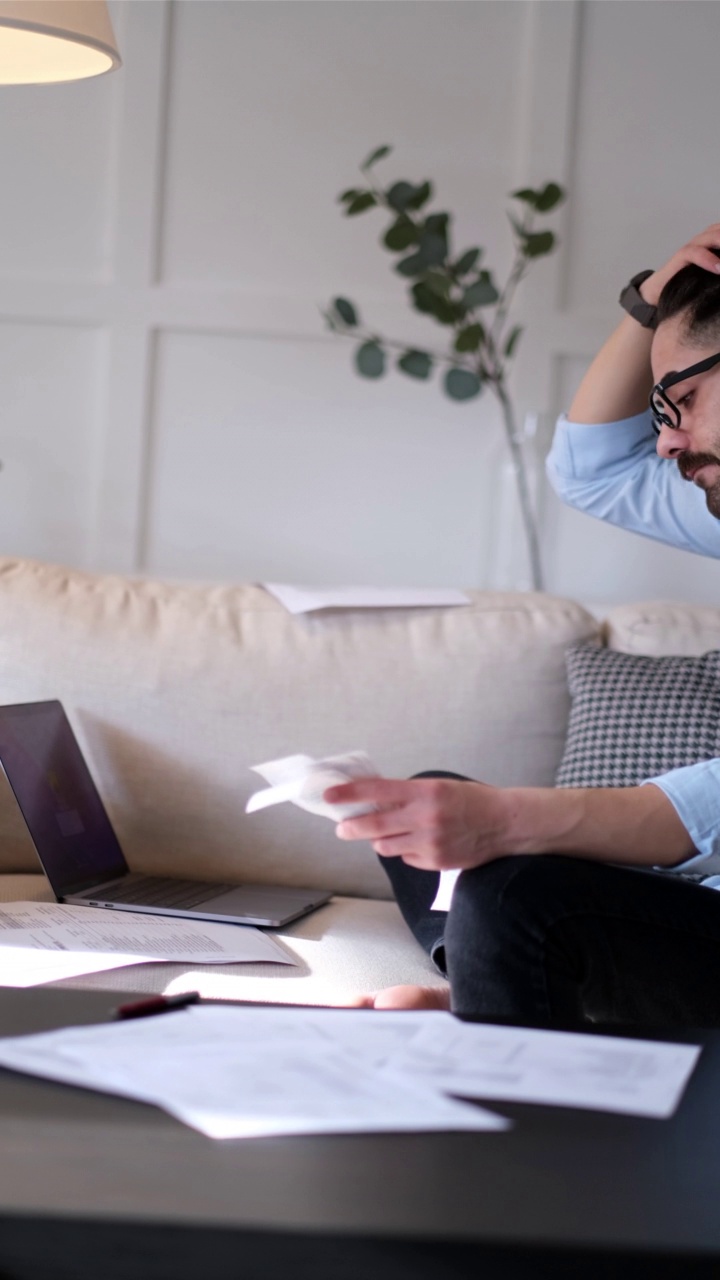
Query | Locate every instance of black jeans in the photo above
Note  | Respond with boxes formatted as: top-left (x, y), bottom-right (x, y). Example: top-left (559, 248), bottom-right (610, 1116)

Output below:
top-left (380, 772), bottom-right (720, 1029)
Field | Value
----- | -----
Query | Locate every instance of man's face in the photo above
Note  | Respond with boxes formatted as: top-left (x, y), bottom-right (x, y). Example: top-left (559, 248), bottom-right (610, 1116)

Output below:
top-left (651, 313), bottom-right (720, 518)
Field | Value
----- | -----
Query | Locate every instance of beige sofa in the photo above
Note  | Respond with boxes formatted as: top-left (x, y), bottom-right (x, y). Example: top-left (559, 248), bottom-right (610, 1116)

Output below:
top-left (0, 556), bottom-right (715, 1007)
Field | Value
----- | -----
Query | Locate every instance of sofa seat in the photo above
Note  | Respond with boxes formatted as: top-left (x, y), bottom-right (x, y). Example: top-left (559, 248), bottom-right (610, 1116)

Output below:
top-left (0, 876), bottom-right (445, 1005)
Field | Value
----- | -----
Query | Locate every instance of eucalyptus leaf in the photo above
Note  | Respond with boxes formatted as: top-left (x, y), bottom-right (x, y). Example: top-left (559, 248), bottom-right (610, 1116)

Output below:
top-left (396, 251), bottom-right (427, 277)
top-left (383, 217), bottom-right (418, 252)
top-left (339, 188), bottom-right (363, 204)
top-left (405, 180), bottom-right (433, 210)
top-left (398, 349), bottom-right (432, 379)
top-left (424, 213), bottom-right (450, 247)
top-left (511, 187), bottom-right (539, 208)
top-left (463, 277), bottom-right (499, 309)
top-left (333, 297), bottom-right (358, 327)
top-left (411, 282), bottom-right (462, 325)
top-left (534, 182), bottom-right (564, 213)
top-left (345, 192), bottom-right (379, 215)
top-left (411, 282), bottom-right (438, 315)
top-left (445, 368), bottom-right (482, 401)
top-left (423, 271), bottom-right (452, 298)
top-left (454, 323), bottom-right (484, 353)
top-left (504, 325), bottom-right (523, 357)
top-left (345, 192), bottom-right (377, 216)
top-left (454, 248), bottom-right (481, 276)
top-left (417, 231), bottom-right (447, 267)
top-left (386, 181), bottom-right (420, 213)
top-left (361, 144), bottom-right (392, 170)
top-left (355, 341), bottom-right (385, 378)
top-left (522, 230), bottom-right (555, 258)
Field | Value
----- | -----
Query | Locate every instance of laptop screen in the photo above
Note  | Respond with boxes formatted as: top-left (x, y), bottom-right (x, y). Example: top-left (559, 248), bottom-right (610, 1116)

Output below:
top-left (0, 700), bottom-right (128, 896)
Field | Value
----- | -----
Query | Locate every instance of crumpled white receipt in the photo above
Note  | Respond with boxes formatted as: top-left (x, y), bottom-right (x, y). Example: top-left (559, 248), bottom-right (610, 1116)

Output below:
top-left (246, 750), bottom-right (459, 912)
top-left (245, 751), bottom-right (381, 822)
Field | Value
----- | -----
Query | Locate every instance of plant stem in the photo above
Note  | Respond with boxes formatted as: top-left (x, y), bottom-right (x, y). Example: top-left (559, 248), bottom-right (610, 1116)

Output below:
top-left (494, 380), bottom-right (544, 592)
top-left (487, 234), bottom-right (530, 373)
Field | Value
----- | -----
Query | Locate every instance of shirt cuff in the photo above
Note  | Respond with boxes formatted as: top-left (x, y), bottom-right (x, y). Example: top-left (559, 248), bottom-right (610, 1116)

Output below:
top-left (642, 763), bottom-right (720, 876)
top-left (547, 411), bottom-right (654, 481)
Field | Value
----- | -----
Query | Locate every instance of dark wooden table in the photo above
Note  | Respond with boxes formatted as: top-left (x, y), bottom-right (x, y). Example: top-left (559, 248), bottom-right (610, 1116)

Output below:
top-left (0, 987), bottom-right (718, 1280)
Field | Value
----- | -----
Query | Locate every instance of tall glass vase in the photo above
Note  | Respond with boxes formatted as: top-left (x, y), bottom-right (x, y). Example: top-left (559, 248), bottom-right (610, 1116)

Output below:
top-left (487, 407), bottom-right (545, 593)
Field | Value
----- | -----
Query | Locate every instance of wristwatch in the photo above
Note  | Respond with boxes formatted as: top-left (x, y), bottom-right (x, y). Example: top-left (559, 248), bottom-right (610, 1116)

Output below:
top-left (619, 269), bottom-right (658, 330)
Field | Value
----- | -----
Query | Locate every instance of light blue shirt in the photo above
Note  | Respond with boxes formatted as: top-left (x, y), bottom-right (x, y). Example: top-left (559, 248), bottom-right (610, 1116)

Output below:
top-left (546, 408), bottom-right (720, 887)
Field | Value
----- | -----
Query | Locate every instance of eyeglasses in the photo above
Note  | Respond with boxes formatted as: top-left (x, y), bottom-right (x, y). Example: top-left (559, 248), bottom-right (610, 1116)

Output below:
top-left (649, 350), bottom-right (720, 435)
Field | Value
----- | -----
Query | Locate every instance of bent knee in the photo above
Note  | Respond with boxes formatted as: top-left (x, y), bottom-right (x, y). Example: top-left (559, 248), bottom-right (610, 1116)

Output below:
top-left (451, 853), bottom-right (601, 923)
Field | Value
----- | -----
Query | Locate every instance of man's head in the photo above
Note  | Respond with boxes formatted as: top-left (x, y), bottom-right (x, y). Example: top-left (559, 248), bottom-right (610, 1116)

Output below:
top-left (652, 251), bottom-right (720, 517)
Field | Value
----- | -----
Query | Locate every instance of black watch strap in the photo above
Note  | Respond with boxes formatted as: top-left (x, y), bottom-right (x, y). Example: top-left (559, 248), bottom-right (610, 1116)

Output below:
top-left (619, 269), bottom-right (658, 330)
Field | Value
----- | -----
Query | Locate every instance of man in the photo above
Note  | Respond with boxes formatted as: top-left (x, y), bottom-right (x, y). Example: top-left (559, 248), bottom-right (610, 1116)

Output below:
top-left (324, 225), bottom-right (720, 1029)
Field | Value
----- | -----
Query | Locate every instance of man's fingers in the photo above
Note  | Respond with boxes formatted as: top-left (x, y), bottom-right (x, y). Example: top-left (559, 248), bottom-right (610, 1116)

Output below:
top-left (324, 778), bottom-right (414, 808)
top-left (372, 837), bottom-right (426, 860)
top-left (685, 245), bottom-right (720, 272)
top-left (336, 809), bottom-right (412, 841)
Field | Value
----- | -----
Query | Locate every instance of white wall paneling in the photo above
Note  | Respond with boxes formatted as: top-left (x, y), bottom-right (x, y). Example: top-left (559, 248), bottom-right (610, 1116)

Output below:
top-left (142, 329), bottom-right (490, 585)
top-left (0, 322), bottom-right (106, 565)
top-left (1, 1), bottom-right (720, 605)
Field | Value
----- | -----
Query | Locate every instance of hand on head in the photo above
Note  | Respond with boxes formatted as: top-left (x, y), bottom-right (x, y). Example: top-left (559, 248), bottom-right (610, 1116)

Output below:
top-left (641, 224), bottom-right (720, 308)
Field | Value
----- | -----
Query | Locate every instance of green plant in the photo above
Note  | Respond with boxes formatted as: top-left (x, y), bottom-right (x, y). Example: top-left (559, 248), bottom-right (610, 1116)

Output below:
top-left (323, 145), bottom-right (565, 590)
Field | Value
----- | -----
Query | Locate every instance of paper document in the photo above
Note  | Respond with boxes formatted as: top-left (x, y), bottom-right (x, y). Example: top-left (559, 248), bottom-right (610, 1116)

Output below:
top-left (0, 901), bottom-right (294, 988)
top-left (432, 869), bottom-right (460, 912)
top-left (0, 1006), bottom-right (699, 1140)
top-left (262, 584), bottom-right (470, 614)
top-left (381, 1018), bottom-right (701, 1119)
top-left (246, 750), bottom-right (381, 821)
top-left (0, 1005), bottom-right (506, 1140)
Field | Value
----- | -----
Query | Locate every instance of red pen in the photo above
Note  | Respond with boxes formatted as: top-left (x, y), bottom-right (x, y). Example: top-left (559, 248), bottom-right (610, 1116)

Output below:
top-left (115, 991), bottom-right (201, 1020)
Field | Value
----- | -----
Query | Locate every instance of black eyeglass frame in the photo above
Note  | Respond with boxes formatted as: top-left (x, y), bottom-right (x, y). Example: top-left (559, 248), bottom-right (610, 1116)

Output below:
top-left (649, 351), bottom-right (720, 436)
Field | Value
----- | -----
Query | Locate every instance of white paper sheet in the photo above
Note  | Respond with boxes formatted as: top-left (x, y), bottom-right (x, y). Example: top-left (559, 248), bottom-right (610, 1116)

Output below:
top-left (262, 584), bottom-right (470, 614)
top-left (246, 750), bottom-right (381, 821)
top-left (381, 1018), bottom-right (701, 1119)
top-left (431, 869), bottom-right (460, 912)
top-left (0, 1005), bottom-right (507, 1139)
top-left (0, 901), bottom-right (294, 987)
top-left (0, 1005), bottom-right (700, 1139)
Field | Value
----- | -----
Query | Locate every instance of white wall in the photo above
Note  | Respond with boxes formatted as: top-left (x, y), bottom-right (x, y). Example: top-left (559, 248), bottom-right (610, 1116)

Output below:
top-left (0, 0), bottom-right (719, 607)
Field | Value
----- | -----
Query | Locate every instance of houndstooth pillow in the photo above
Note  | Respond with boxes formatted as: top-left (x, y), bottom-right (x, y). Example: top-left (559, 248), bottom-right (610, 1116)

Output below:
top-left (555, 641), bottom-right (720, 789)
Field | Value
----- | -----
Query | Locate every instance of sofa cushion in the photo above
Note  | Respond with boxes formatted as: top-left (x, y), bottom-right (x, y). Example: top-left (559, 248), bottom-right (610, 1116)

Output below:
top-left (0, 557), bottom-right (598, 895)
top-left (555, 641), bottom-right (720, 788)
top-left (603, 600), bottom-right (720, 657)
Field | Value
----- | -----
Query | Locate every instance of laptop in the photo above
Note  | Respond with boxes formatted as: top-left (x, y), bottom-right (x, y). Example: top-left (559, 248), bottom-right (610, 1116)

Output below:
top-left (0, 700), bottom-right (332, 928)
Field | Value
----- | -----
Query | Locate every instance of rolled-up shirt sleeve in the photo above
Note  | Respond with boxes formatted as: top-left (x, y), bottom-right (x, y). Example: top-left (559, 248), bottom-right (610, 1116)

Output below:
top-left (546, 410), bottom-right (720, 558)
top-left (643, 761), bottom-right (720, 885)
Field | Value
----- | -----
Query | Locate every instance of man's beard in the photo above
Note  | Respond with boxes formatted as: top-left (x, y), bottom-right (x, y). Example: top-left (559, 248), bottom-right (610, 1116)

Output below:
top-left (678, 452), bottom-right (720, 519)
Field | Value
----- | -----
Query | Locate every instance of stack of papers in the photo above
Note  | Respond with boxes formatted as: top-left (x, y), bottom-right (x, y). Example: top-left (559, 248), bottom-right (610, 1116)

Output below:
top-left (0, 1004), bottom-right (700, 1141)
top-left (0, 901), bottom-right (294, 987)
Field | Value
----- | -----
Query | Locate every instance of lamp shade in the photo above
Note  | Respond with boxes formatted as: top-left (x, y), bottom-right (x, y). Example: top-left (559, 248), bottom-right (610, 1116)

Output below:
top-left (0, 0), bottom-right (121, 83)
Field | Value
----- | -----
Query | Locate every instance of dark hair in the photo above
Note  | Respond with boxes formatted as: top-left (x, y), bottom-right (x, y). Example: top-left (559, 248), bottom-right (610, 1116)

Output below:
top-left (656, 246), bottom-right (720, 344)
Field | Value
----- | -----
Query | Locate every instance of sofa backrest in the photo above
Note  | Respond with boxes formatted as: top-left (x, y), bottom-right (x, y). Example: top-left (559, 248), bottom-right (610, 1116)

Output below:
top-left (603, 600), bottom-right (720, 657)
top-left (0, 558), bottom-right (599, 897)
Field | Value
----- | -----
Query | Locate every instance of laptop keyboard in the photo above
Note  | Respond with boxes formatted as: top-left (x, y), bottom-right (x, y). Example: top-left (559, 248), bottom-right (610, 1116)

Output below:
top-left (85, 876), bottom-right (236, 910)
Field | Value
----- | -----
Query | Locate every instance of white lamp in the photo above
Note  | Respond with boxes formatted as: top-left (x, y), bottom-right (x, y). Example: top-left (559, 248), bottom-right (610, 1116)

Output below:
top-left (0, 0), bottom-right (121, 84)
